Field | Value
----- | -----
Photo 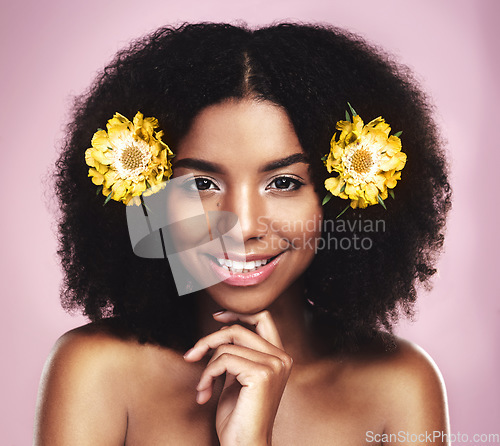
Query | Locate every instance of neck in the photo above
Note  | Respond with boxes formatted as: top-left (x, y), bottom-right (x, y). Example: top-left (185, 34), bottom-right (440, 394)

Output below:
top-left (194, 278), bottom-right (323, 364)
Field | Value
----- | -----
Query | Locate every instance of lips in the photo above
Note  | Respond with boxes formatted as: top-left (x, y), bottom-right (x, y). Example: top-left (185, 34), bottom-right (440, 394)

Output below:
top-left (208, 252), bottom-right (284, 286)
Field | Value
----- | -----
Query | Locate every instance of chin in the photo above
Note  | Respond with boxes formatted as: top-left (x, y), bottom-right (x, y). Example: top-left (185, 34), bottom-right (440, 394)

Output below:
top-left (203, 272), bottom-right (304, 315)
top-left (202, 282), bottom-right (281, 314)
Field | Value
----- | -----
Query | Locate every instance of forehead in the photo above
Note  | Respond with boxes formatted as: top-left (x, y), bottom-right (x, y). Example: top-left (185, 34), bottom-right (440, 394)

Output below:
top-left (176, 99), bottom-right (305, 164)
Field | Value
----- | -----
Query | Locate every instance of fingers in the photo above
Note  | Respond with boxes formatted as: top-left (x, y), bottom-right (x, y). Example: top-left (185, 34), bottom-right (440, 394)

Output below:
top-left (183, 310), bottom-right (293, 405)
top-left (196, 345), bottom-right (290, 404)
top-left (212, 310), bottom-right (284, 349)
top-left (183, 324), bottom-right (285, 363)
top-left (195, 353), bottom-right (258, 404)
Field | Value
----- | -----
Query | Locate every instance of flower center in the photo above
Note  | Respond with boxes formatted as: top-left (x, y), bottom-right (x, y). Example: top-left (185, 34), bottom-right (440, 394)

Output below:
top-left (342, 142), bottom-right (380, 185)
top-left (112, 135), bottom-right (152, 180)
top-left (350, 147), bottom-right (373, 174)
top-left (120, 145), bottom-right (147, 172)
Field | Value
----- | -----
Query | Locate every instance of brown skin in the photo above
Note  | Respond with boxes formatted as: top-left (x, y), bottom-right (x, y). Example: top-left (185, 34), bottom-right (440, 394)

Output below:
top-left (34, 100), bottom-right (450, 445)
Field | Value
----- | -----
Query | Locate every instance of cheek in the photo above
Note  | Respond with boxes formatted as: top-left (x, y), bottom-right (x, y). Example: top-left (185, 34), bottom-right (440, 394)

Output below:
top-left (267, 198), bottom-right (323, 256)
top-left (164, 181), bottom-right (212, 252)
top-left (163, 186), bottom-right (218, 289)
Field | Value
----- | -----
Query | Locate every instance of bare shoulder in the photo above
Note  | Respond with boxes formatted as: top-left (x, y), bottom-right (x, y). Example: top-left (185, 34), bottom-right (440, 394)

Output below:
top-left (34, 321), bottom-right (132, 445)
top-left (349, 335), bottom-right (450, 443)
top-left (348, 334), bottom-right (448, 401)
top-left (38, 320), bottom-right (140, 395)
top-left (34, 319), bottom-right (185, 445)
top-left (375, 336), bottom-right (447, 400)
top-left (48, 319), bottom-right (133, 358)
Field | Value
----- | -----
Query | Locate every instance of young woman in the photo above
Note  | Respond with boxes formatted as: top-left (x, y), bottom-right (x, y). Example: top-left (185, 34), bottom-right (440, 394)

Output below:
top-left (34, 23), bottom-right (452, 445)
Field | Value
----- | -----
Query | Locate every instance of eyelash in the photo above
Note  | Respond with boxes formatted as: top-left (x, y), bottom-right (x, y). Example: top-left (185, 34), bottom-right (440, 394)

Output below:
top-left (267, 176), bottom-right (304, 191)
top-left (183, 176), bottom-right (305, 192)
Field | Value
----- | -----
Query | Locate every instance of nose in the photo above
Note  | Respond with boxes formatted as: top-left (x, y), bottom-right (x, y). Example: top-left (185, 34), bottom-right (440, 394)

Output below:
top-left (218, 183), bottom-right (269, 242)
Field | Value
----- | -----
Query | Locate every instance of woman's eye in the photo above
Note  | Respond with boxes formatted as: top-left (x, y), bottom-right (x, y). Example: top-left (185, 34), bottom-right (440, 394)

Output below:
top-left (184, 177), bottom-right (219, 191)
top-left (195, 178), bottom-right (218, 191)
top-left (269, 176), bottom-right (304, 191)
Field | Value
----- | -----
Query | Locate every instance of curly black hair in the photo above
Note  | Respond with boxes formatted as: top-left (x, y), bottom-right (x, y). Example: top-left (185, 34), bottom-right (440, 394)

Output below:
top-left (55, 22), bottom-right (451, 351)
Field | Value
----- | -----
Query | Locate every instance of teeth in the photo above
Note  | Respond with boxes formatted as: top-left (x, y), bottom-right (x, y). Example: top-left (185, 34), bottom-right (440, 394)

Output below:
top-left (215, 256), bottom-right (272, 273)
top-left (232, 260), bottom-right (244, 270)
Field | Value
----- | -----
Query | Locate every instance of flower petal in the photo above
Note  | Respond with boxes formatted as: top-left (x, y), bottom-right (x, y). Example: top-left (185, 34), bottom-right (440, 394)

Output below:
top-left (364, 183), bottom-right (379, 205)
top-left (111, 179), bottom-right (129, 202)
top-left (366, 117), bottom-right (390, 136)
top-left (375, 174), bottom-right (387, 191)
top-left (325, 176), bottom-right (344, 196)
top-left (91, 130), bottom-right (110, 151)
top-left (385, 171), bottom-right (401, 189)
top-left (352, 115), bottom-right (364, 135)
top-left (130, 180), bottom-right (147, 197)
top-left (345, 182), bottom-right (358, 199)
top-left (85, 148), bottom-right (96, 167)
top-left (88, 168), bottom-right (104, 185)
top-left (104, 169), bottom-right (119, 187)
top-left (94, 161), bottom-right (108, 175)
top-left (88, 146), bottom-right (112, 166)
top-left (379, 155), bottom-right (401, 172)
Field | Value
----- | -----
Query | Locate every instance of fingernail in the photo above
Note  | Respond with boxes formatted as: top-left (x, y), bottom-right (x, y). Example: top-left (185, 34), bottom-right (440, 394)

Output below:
top-left (183, 348), bottom-right (195, 359)
top-left (196, 391), bottom-right (203, 404)
top-left (213, 310), bottom-right (225, 316)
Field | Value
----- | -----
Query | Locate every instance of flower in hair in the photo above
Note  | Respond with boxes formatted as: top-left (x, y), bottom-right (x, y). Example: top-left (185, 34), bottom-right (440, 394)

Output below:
top-left (322, 104), bottom-right (406, 216)
top-left (85, 112), bottom-right (174, 205)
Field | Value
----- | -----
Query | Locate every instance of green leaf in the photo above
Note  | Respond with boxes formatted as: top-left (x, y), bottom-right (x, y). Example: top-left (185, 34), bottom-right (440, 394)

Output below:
top-left (393, 131), bottom-right (403, 138)
top-left (322, 192), bottom-right (333, 206)
top-left (389, 189), bottom-right (395, 200)
top-left (345, 110), bottom-right (351, 122)
top-left (347, 102), bottom-right (357, 117)
top-left (97, 128), bottom-right (104, 131)
top-left (336, 203), bottom-right (351, 219)
top-left (321, 155), bottom-right (327, 161)
top-left (377, 194), bottom-right (387, 210)
top-left (95, 185), bottom-right (103, 196)
top-left (340, 183), bottom-right (346, 194)
top-left (103, 191), bottom-right (113, 206)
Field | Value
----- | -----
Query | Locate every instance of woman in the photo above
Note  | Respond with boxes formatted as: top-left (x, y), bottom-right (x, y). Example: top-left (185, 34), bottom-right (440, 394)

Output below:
top-left (35, 23), bottom-right (452, 445)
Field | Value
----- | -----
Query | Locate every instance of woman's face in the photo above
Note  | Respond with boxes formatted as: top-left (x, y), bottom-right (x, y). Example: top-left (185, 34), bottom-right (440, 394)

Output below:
top-left (168, 99), bottom-right (322, 313)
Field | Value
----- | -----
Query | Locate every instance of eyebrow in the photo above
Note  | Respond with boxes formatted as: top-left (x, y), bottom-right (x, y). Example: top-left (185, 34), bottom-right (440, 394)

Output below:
top-left (173, 153), bottom-right (309, 174)
top-left (173, 158), bottom-right (224, 173)
top-left (261, 153), bottom-right (308, 172)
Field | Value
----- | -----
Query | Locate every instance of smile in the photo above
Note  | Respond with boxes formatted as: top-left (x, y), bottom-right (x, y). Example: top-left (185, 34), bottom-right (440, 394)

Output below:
top-left (207, 252), bottom-right (284, 286)
top-left (215, 257), bottom-right (273, 273)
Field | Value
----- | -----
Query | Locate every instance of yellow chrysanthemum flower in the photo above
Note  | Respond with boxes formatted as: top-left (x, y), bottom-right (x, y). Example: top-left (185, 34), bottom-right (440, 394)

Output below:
top-left (85, 112), bottom-right (174, 205)
top-left (323, 111), bottom-right (406, 210)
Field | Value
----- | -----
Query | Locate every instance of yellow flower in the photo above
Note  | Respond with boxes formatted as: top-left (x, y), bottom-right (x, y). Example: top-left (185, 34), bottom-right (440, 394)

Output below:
top-left (324, 112), bottom-right (406, 210)
top-left (85, 112), bottom-right (174, 205)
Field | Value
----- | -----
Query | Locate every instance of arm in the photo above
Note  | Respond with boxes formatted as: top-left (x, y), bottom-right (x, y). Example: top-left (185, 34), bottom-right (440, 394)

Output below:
top-left (34, 330), bottom-right (129, 445)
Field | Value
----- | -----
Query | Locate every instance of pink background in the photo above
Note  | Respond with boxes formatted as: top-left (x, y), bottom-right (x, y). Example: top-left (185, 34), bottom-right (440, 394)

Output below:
top-left (1, 0), bottom-right (499, 443)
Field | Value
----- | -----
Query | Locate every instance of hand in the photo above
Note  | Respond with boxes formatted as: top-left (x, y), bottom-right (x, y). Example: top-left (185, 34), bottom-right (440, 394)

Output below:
top-left (183, 310), bottom-right (293, 446)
